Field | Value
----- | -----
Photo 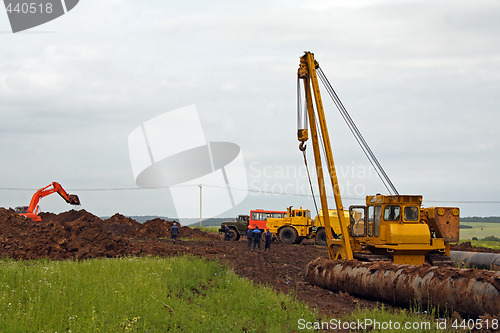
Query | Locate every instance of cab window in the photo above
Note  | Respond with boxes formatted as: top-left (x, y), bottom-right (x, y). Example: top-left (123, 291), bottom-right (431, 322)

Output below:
top-left (373, 206), bottom-right (381, 236)
top-left (251, 212), bottom-right (259, 221)
top-left (350, 207), bottom-right (366, 237)
top-left (368, 206), bottom-right (374, 236)
top-left (384, 205), bottom-right (401, 221)
top-left (404, 206), bottom-right (419, 221)
top-left (366, 206), bottom-right (381, 237)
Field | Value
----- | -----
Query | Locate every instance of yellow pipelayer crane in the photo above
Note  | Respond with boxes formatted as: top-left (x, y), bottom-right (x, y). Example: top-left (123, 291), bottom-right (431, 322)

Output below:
top-left (299, 52), bottom-right (499, 318)
top-left (297, 51), bottom-right (459, 265)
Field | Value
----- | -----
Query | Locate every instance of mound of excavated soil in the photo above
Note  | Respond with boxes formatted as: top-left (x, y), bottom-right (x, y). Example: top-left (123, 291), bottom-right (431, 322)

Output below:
top-left (0, 208), bottom-right (132, 260)
top-left (0, 208), bottom-right (215, 260)
top-left (101, 214), bottom-right (209, 240)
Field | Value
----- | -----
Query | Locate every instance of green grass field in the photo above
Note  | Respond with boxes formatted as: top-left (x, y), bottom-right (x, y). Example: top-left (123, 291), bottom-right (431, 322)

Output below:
top-left (0, 256), bottom-right (317, 332)
top-left (466, 240), bottom-right (500, 250)
top-left (460, 222), bottom-right (500, 241)
top-left (192, 226), bottom-right (220, 233)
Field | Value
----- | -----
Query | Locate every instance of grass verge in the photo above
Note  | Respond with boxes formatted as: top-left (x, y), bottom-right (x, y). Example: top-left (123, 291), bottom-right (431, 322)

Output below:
top-left (0, 256), bottom-right (316, 332)
top-left (191, 226), bottom-right (220, 233)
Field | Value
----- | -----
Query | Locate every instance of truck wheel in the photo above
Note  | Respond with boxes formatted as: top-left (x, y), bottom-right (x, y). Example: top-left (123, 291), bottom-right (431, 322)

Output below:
top-left (316, 229), bottom-right (339, 245)
top-left (228, 229), bottom-right (239, 241)
top-left (316, 229), bottom-right (327, 245)
top-left (294, 237), bottom-right (303, 244)
top-left (279, 226), bottom-right (298, 244)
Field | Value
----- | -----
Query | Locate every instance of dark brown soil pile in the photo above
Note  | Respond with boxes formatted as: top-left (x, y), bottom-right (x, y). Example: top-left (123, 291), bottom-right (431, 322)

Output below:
top-left (0, 209), bottom-right (215, 260)
top-left (102, 213), bottom-right (142, 237)
top-left (0, 208), bottom-right (133, 260)
top-left (451, 241), bottom-right (500, 254)
top-left (100, 214), bottom-right (214, 240)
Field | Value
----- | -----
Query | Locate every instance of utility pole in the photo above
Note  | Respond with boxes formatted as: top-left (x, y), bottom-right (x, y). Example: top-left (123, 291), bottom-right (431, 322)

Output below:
top-left (199, 184), bottom-right (202, 228)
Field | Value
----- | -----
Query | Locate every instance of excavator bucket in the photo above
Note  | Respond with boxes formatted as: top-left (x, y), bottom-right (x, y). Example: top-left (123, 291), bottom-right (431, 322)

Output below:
top-left (68, 194), bottom-right (81, 206)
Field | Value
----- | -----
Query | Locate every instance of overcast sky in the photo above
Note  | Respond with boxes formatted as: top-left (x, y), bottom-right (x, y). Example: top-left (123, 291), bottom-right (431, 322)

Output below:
top-left (1, 0), bottom-right (499, 219)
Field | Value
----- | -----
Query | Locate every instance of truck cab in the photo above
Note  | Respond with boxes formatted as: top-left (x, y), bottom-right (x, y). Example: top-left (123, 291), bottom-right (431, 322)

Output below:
top-left (219, 215), bottom-right (249, 241)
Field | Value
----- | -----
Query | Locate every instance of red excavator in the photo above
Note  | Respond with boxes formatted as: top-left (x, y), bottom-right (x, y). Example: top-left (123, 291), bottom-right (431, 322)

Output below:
top-left (15, 182), bottom-right (81, 222)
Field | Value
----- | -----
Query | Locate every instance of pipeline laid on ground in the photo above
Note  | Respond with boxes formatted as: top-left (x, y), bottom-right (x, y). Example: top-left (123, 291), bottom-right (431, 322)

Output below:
top-left (306, 258), bottom-right (500, 317)
top-left (450, 251), bottom-right (500, 271)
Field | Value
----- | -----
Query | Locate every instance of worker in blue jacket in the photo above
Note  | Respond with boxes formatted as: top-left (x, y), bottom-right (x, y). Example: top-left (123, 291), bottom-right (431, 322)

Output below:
top-left (246, 227), bottom-right (253, 250)
top-left (171, 223), bottom-right (180, 244)
top-left (264, 229), bottom-right (272, 250)
top-left (223, 225), bottom-right (230, 241)
top-left (252, 226), bottom-right (262, 251)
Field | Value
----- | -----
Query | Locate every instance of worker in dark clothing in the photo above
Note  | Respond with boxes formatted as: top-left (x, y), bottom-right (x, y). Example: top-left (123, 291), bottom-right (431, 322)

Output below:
top-left (264, 228), bottom-right (272, 250)
top-left (252, 226), bottom-right (262, 251)
top-left (246, 228), bottom-right (253, 250)
top-left (171, 223), bottom-right (180, 244)
top-left (223, 224), bottom-right (230, 241)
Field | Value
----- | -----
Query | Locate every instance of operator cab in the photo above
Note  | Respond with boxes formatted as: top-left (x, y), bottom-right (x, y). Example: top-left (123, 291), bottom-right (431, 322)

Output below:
top-left (15, 206), bottom-right (28, 214)
top-left (348, 194), bottom-right (422, 237)
top-left (238, 215), bottom-right (249, 223)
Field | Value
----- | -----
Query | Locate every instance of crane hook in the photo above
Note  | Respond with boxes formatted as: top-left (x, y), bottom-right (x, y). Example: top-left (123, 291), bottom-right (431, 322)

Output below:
top-left (299, 141), bottom-right (307, 151)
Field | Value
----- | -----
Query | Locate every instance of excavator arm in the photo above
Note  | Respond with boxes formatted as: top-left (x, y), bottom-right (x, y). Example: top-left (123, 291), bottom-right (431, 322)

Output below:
top-left (18, 182), bottom-right (80, 222)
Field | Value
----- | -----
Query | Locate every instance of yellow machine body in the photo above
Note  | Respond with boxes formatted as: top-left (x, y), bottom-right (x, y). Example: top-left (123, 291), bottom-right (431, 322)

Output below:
top-left (267, 207), bottom-right (351, 244)
top-left (347, 194), bottom-right (459, 265)
top-left (314, 209), bottom-right (347, 235)
top-left (267, 207), bottom-right (314, 243)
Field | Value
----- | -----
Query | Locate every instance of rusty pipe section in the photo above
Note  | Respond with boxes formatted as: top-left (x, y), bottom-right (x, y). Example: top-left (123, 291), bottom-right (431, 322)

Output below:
top-left (450, 251), bottom-right (500, 271)
top-left (306, 258), bottom-right (500, 317)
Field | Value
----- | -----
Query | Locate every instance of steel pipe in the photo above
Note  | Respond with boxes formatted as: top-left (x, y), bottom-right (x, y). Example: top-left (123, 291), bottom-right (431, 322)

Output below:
top-left (450, 251), bottom-right (500, 271)
top-left (306, 258), bottom-right (500, 316)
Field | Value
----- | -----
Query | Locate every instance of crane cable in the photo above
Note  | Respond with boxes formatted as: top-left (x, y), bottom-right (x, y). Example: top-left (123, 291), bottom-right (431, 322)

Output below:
top-left (316, 66), bottom-right (399, 196)
top-left (302, 149), bottom-right (320, 218)
top-left (297, 77), bottom-right (320, 217)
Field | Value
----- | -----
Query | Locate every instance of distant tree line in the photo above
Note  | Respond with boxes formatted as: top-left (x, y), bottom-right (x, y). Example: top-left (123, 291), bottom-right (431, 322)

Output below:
top-left (99, 215), bottom-right (500, 225)
top-left (99, 216), bottom-right (232, 226)
top-left (460, 216), bottom-right (500, 223)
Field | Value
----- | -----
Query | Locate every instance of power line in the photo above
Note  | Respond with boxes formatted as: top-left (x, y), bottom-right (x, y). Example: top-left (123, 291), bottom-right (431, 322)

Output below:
top-left (0, 184), bottom-right (498, 204)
